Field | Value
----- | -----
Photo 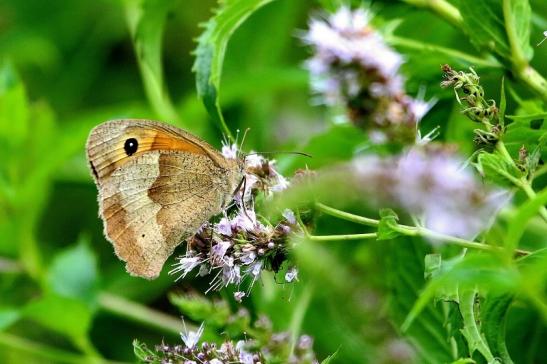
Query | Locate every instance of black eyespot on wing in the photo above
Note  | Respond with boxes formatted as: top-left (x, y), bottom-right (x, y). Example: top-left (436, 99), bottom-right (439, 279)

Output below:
top-left (124, 138), bottom-right (138, 156)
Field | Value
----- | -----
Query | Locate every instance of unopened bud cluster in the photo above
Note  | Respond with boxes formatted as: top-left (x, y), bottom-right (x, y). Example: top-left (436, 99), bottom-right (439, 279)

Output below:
top-left (441, 64), bottom-right (502, 148)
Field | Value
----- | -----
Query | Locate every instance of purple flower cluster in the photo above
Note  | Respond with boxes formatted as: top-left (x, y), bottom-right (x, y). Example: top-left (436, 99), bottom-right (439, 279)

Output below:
top-left (352, 146), bottom-right (509, 240)
top-left (170, 145), bottom-right (298, 296)
top-left (135, 316), bottom-right (318, 364)
top-left (303, 7), bottom-right (435, 143)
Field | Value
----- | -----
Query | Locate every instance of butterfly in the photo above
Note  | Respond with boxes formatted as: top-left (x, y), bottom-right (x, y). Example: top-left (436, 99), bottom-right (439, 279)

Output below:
top-left (86, 119), bottom-right (243, 279)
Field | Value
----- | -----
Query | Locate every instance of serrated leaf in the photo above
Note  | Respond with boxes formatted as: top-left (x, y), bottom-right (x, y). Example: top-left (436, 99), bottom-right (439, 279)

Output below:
top-left (482, 294), bottom-right (514, 363)
top-left (459, 0), bottom-right (511, 61)
top-left (403, 254), bottom-right (519, 332)
top-left (193, 0), bottom-right (276, 139)
top-left (386, 239), bottom-right (454, 363)
top-left (477, 151), bottom-right (522, 187)
top-left (46, 239), bottom-right (98, 304)
top-left (459, 289), bottom-right (496, 362)
top-left (502, 0), bottom-right (533, 61)
top-left (424, 254), bottom-right (442, 280)
top-left (377, 208), bottom-right (401, 240)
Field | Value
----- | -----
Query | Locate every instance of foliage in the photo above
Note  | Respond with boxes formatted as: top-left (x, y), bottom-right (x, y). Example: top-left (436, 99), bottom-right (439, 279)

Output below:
top-left (0, 0), bottom-right (546, 363)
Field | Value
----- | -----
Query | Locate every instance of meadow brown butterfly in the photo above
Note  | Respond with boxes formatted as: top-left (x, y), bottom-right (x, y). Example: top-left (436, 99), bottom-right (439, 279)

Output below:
top-left (86, 119), bottom-right (243, 279)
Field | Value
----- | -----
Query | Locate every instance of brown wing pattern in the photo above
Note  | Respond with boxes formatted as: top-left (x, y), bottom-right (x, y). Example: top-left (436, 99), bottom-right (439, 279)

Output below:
top-left (86, 119), bottom-right (242, 278)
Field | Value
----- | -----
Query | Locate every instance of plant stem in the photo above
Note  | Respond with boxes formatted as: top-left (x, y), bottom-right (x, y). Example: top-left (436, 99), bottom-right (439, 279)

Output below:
top-left (0, 332), bottom-right (121, 364)
top-left (315, 203), bottom-right (379, 227)
top-left (519, 182), bottom-right (547, 222)
top-left (515, 66), bottom-right (547, 101)
top-left (387, 35), bottom-right (501, 68)
top-left (496, 141), bottom-right (547, 222)
top-left (314, 203), bottom-right (531, 256)
top-left (533, 164), bottom-right (547, 179)
top-left (98, 292), bottom-right (186, 336)
top-left (306, 233), bottom-right (378, 241)
top-left (403, 0), bottom-right (547, 101)
top-left (400, 0), bottom-right (463, 28)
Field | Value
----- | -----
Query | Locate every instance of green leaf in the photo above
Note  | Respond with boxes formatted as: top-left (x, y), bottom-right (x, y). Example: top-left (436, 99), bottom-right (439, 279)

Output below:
top-left (459, 289), bottom-right (497, 363)
top-left (502, 0), bottom-right (533, 61)
top-left (482, 294), bottom-right (514, 363)
top-left (133, 339), bottom-right (156, 362)
top-left (169, 293), bottom-right (230, 328)
top-left (22, 294), bottom-right (92, 339)
top-left (320, 348), bottom-right (340, 364)
top-left (476, 151), bottom-right (522, 187)
top-left (193, 0), bottom-right (276, 140)
top-left (0, 308), bottom-right (20, 331)
top-left (0, 61), bottom-right (28, 151)
top-left (124, 0), bottom-right (179, 121)
top-left (424, 254), bottom-right (442, 280)
top-left (46, 239), bottom-right (99, 304)
top-left (377, 209), bottom-right (401, 240)
top-left (505, 188), bottom-right (547, 251)
top-left (386, 239), bottom-right (454, 363)
top-left (459, 0), bottom-right (511, 61)
top-left (403, 254), bottom-right (519, 332)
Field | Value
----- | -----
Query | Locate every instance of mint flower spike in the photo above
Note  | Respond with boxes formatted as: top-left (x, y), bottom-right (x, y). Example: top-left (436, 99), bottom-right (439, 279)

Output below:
top-left (170, 143), bottom-right (300, 297)
top-left (136, 314), bottom-right (320, 364)
top-left (303, 6), bottom-right (435, 144)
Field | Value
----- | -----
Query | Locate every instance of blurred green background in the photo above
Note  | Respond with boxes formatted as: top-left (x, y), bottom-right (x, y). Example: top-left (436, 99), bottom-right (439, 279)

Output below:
top-left (1, 0), bottom-right (546, 363)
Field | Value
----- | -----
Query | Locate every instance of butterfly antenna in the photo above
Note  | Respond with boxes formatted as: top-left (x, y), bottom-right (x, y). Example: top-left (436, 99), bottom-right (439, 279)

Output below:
top-left (245, 151), bottom-right (312, 158)
top-left (238, 128), bottom-right (251, 158)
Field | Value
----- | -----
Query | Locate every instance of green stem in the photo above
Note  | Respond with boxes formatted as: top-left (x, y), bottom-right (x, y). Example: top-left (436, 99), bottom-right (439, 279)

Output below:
top-left (314, 203), bottom-right (531, 256)
top-left (387, 35), bottom-right (500, 68)
top-left (496, 141), bottom-right (547, 222)
top-left (0, 332), bottom-right (121, 364)
top-left (501, 0), bottom-right (547, 99)
top-left (98, 292), bottom-right (185, 336)
top-left (400, 0), bottom-right (463, 28)
top-left (402, 0), bottom-right (547, 101)
top-left (306, 233), bottom-right (378, 241)
top-left (289, 284), bottom-right (314, 357)
top-left (533, 164), bottom-right (547, 179)
top-left (514, 66), bottom-right (547, 101)
top-left (519, 182), bottom-right (547, 222)
top-left (502, 0), bottom-right (527, 69)
top-left (315, 203), bottom-right (379, 227)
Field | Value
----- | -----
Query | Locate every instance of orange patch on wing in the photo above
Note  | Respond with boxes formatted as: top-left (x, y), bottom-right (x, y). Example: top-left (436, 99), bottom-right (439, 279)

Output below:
top-left (93, 128), bottom-right (210, 179)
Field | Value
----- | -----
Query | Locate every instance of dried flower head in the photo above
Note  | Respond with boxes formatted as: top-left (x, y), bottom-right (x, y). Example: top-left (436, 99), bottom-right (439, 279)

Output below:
top-left (304, 6), bottom-right (435, 143)
top-left (170, 143), bottom-right (299, 296)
